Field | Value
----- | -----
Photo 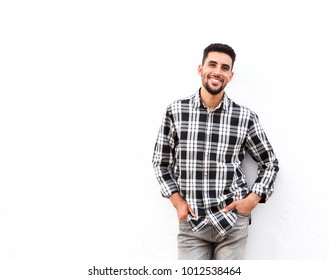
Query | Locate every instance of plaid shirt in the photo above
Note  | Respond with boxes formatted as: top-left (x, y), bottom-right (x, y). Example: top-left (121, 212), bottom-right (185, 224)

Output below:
top-left (152, 90), bottom-right (279, 236)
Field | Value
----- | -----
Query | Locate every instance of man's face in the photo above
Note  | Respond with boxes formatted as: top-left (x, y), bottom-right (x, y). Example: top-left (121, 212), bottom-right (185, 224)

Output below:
top-left (198, 52), bottom-right (234, 95)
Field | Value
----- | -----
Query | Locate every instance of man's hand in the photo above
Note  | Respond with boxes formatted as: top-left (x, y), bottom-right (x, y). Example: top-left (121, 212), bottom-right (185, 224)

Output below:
top-left (169, 193), bottom-right (196, 222)
top-left (221, 193), bottom-right (262, 214)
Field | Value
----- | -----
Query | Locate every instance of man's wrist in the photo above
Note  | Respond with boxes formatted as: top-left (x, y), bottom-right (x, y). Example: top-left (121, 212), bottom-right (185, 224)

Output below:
top-left (169, 192), bottom-right (185, 208)
top-left (247, 193), bottom-right (262, 205)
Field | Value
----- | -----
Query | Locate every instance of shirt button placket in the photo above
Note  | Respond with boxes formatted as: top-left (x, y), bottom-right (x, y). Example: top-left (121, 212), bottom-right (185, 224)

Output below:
top-left (203, 111), bottom-right (212, 208)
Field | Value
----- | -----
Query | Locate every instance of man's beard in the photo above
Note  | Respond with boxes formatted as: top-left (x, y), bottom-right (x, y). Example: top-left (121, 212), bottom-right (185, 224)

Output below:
top-left (204, 81), bottom-right (226, 96)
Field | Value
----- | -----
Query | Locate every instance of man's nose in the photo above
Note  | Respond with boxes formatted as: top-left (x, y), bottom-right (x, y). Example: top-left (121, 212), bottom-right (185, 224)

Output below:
top-left (213, 67), bottom-right (222, 75)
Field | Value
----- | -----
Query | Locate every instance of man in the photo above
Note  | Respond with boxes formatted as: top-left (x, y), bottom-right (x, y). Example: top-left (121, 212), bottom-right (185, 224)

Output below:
top-left (152, 43), bottom-right (279, 260)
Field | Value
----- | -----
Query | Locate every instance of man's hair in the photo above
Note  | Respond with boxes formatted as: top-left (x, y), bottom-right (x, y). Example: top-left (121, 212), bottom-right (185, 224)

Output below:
top-left (202, 43), bottom-right (236, 68)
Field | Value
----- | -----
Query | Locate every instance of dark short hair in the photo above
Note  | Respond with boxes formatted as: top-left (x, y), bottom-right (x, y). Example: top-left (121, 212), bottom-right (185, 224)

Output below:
top-left (202, 43), bottom-right (236, 68)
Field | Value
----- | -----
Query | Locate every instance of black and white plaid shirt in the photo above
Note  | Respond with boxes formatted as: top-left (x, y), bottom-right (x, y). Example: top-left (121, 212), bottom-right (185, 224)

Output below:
top-left (152, 90), bottom-right (279, 236)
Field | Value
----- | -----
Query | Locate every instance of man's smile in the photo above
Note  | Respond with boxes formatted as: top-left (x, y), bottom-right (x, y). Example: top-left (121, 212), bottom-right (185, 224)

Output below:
top-left (209, 75), bottom-right (223, 86)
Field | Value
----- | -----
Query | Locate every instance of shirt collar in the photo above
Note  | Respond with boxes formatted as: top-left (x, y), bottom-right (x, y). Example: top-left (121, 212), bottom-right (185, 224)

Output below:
top-left (193, 89), bottom-right (230, 111)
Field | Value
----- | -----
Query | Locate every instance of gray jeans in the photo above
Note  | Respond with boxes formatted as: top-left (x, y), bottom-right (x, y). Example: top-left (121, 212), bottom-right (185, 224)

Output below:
top-left (177, 213), bottom-right (250, 260)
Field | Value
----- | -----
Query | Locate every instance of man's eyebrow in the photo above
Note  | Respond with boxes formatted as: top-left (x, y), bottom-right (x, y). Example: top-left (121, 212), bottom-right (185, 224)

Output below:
top-left (222, 63), bottom-right (231, 69)
top-left (208, 60), bottom-right (231, 69)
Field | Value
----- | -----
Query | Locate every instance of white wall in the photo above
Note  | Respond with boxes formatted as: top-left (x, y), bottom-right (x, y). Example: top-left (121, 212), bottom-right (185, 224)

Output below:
top-left (0, 0), bottom-right (328, 261)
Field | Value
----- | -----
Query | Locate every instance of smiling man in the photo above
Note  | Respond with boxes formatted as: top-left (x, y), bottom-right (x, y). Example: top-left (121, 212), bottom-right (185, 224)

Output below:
top-left (152, 43), bottom-right (279, 260)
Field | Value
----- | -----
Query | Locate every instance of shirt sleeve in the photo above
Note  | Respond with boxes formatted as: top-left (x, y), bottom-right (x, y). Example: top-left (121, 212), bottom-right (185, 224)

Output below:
top-left (152, 107), bottom-right (179, 198)
top-left (245, 112), bottom-right (279, 202)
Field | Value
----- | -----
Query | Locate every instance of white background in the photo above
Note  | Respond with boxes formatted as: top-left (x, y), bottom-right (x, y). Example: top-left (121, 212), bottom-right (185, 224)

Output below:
top-left (0, 0), bottom-right (328, 263)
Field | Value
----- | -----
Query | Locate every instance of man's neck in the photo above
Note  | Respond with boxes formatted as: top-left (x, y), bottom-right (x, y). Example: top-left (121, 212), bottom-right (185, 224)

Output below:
top-left (200, 87), bottom-right (224, 110)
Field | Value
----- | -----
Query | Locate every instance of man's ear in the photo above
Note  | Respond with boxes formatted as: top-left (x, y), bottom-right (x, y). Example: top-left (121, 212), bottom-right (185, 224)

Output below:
top-left (197, 65), bottom-right (202, 76)
top-left (229, 71), bottom-right (234, 81)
